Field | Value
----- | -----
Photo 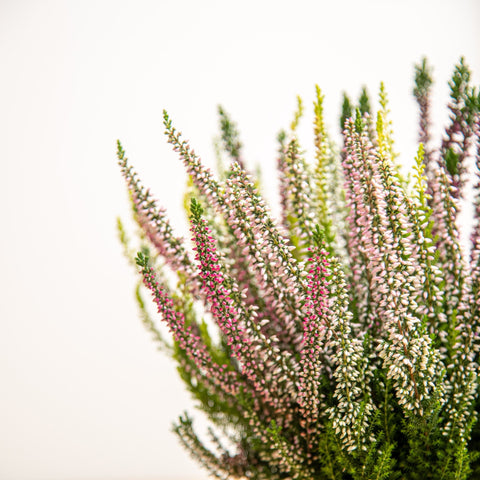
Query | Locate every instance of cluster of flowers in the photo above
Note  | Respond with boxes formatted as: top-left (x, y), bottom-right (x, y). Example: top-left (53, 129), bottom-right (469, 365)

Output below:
top-left (118, 58), bottom-right (480, 479)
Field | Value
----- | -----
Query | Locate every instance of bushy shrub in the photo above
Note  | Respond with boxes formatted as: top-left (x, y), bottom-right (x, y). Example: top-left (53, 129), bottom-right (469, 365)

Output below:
top-left (117, 58), bottom-right (480, 479)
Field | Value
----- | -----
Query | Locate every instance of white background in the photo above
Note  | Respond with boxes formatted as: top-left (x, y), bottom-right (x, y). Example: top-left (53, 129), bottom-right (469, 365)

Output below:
top-left (1, 1), bottom-right (479, 479)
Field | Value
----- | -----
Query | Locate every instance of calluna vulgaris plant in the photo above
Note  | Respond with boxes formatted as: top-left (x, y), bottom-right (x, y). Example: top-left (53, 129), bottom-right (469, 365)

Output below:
top-left (117, 58), bottom-right (480, 479)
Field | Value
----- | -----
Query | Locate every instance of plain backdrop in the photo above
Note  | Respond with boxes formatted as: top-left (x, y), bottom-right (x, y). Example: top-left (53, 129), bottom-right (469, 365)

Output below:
top-left (1, 1), bottom-right (479, 479)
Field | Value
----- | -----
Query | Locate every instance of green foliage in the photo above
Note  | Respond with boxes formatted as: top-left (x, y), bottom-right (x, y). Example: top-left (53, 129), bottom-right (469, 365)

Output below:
top-left (218, 105), bottom-right (243, 164)
top-left (135, 250), bottom-right (149, 268)
top-left (413, 58), bottom-right (433, 99)
top-left (313, 86), bottom-right (337, 251)
top-left (340, 92), bottom-right (353, 131)
top-left (376, 82), bottom-right (396, 161)
top-left (118, 58), bottom-right (480, 480)
top-left (358, 87), bottom-right (371, 116)
top-left (291, 95), bottom-right (304, 133)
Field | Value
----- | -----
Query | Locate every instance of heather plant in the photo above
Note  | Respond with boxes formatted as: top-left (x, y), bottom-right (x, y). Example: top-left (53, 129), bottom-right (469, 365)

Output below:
top-left (117, 58), bottom-right (480, 479)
